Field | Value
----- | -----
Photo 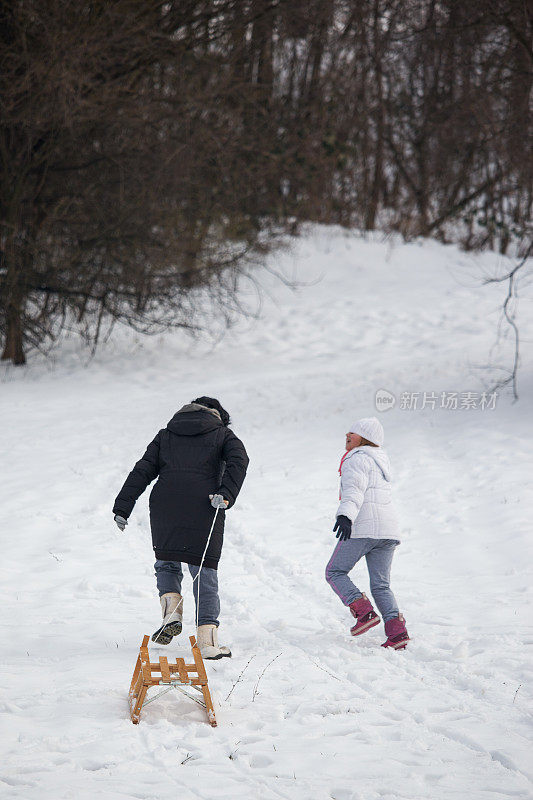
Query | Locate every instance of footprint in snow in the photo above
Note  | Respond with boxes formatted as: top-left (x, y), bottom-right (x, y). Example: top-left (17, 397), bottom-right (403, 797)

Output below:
top-left (248, 753), bottom-right (274, 768)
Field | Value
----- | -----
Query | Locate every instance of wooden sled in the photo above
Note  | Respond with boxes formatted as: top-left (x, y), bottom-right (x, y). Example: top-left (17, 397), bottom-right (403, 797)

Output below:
top-left (128, 634), bottom-right (217, 726)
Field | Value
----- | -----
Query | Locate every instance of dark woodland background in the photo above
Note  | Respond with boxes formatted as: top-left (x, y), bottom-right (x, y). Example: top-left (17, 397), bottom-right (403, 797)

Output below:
top-left (1, 0), bottom-right (531, 364)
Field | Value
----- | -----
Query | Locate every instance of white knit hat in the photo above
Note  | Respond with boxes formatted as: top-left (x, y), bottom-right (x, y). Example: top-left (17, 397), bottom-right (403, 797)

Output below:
top-left (349, 417), bottom-right (384, 446)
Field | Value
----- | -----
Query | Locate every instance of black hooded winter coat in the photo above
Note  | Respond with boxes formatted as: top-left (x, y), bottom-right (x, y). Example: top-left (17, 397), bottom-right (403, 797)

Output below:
top-left (113, 405), bottom-right (249, 569)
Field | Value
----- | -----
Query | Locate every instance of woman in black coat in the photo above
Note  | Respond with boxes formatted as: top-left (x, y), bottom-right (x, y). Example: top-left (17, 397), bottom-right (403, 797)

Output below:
top-left (113, 397), bottom-right (249, 658)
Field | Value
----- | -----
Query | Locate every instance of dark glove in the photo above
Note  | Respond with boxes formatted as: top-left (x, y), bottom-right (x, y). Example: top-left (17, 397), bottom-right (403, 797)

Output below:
top-left (333, 514), bottom-right (352, 541)
top-left (114, 514), bottom-right (128, 532)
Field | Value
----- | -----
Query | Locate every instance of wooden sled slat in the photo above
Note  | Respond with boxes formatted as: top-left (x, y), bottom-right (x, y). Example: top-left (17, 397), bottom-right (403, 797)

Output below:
top-left (158, 656), bottom-right (170, 681)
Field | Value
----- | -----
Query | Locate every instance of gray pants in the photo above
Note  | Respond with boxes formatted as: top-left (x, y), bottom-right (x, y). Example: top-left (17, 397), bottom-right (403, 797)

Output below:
top-left (325, 537), bottom-right (400, 622)
top-left (154, 560), bottom-right (220, 627)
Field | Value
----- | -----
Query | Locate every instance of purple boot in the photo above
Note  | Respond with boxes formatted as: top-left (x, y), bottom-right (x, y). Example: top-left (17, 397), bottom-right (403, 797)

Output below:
top-left (381, 614), bottom-right (410, 650)
top-left (349, 593), bottom-right (380, 636)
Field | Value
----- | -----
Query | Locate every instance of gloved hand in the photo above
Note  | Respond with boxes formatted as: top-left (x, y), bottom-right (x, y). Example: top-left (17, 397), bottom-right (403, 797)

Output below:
top-left (209, 494), bottom-right (229, 509)
top-left (333, 514), bottom-right (352, 541)
top-left (114, 514), bottom-right (128, 532)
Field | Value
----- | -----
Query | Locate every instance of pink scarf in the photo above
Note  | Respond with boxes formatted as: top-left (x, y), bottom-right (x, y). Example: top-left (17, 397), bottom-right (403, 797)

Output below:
top-left (338, 450), bottom-right (350, 499)
top-left (338, 450), bottom-right (350, 475)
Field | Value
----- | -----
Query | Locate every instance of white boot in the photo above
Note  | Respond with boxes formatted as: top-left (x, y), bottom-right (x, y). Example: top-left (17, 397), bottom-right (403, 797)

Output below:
top-left (196, 624), bottom-right (231, 660)
top-left (151, 593), bottom-right (183, 644)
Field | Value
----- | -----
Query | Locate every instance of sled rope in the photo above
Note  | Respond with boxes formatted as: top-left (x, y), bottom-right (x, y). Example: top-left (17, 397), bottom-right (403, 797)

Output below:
top-left (191, 505), bottom-right (220, 630)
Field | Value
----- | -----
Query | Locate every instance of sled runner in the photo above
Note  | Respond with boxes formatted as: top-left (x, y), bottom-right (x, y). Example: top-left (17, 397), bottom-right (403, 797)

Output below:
top-left (128, 634), bottom-right (217, 726)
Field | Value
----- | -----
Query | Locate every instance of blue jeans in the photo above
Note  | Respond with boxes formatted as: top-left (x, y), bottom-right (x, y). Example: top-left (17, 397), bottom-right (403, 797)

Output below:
top-left (325, 538), bottom-right (400, 622)
top-left (154, 560), bottom-right (220, 627)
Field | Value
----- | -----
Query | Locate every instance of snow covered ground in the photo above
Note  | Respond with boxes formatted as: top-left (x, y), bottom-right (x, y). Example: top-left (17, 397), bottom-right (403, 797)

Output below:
top-left (1, 226), bottom-right (532, 800)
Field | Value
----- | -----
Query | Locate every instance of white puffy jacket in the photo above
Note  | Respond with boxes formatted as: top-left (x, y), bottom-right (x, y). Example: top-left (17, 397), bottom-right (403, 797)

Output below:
top-left (337, 446), bottom-right (400, 541)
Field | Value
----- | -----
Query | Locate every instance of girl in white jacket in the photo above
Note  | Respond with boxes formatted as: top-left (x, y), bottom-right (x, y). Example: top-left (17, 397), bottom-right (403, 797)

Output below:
top-left (325, 417), bottom-right (409, 649)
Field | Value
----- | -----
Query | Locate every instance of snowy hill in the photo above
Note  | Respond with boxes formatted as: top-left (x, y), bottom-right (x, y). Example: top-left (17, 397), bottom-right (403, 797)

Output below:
top-left (1, 226), bottom-right (532, 800)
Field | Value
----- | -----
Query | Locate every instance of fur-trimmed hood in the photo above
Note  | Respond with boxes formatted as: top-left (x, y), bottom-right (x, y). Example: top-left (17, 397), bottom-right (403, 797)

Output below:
top-left (166, 404), bottom-right (223, 436)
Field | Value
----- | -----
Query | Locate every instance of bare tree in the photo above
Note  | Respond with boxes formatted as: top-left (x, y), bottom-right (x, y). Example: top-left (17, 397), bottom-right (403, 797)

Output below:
top-left (0, 1), bottom-right (289, 364)
top-left (483, 242), bottom-right (533, 400)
